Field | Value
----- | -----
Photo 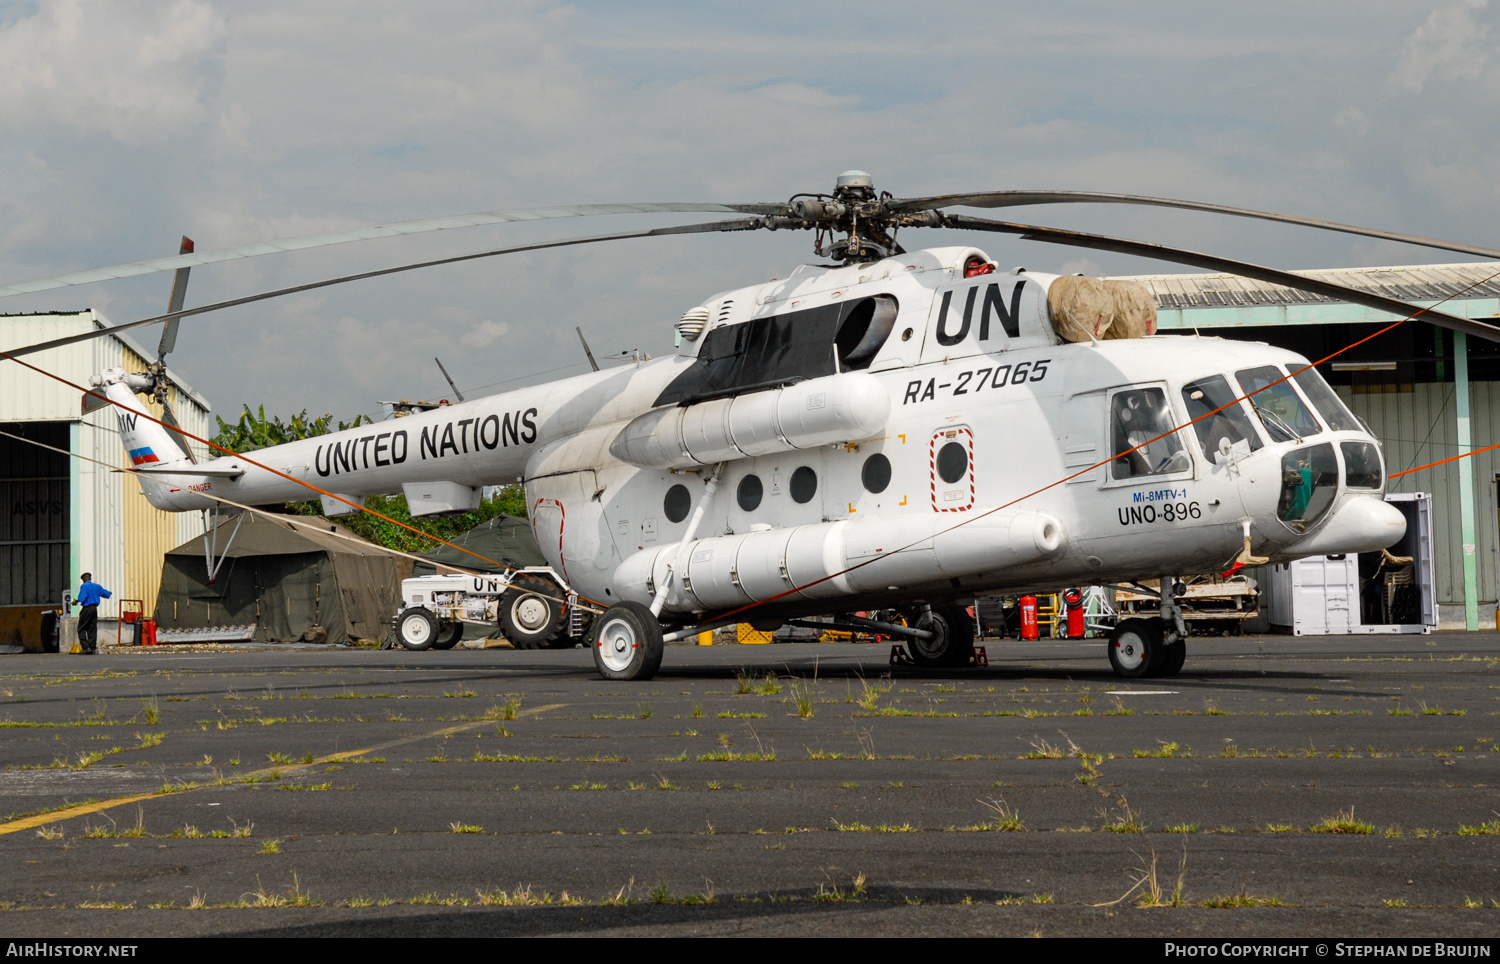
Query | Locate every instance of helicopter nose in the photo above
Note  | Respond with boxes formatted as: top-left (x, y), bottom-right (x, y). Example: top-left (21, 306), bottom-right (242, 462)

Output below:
top-left (1288, 494), bottom-right (1406, 556)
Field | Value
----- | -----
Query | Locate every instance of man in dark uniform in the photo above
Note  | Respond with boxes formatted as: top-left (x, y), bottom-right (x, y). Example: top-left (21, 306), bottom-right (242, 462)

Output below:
top-left (76, 573), bottom-right (111, 655)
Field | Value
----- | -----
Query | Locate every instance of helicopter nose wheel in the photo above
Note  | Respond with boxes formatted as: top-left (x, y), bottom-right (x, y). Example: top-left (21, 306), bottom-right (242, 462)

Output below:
top-left (590, 601), bottom-right (664, 681)
top-left (1107, 617), bottom-right (1163, 678)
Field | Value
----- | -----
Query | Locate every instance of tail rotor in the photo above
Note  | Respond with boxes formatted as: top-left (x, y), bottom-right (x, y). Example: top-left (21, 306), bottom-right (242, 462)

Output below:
top-left (82, 236), bottom-right (197, 462)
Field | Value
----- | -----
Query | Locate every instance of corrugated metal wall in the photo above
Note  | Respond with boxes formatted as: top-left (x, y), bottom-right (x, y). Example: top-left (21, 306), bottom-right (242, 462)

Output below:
top-left (1339, 383), bottom-right (1500, 607)
top-left (0, 311), bottom-right (210, 618)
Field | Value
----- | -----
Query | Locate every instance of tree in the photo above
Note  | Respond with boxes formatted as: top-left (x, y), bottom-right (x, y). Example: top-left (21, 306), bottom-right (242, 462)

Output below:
top-left (210, 404), bottom-right (372, 453)
top-left (290, 488), bottom-right (528, 554)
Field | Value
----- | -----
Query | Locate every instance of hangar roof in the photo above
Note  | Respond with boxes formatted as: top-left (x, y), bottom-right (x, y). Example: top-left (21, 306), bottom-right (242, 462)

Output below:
top-left (1117, 261), bottom-right (1500, 310)
top-left (1112, 262), bottom-right (1500, 329)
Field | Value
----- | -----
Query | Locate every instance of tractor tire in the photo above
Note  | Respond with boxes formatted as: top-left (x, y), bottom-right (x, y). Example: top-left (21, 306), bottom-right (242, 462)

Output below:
top-left (396, 609), bottom-right (439, 651)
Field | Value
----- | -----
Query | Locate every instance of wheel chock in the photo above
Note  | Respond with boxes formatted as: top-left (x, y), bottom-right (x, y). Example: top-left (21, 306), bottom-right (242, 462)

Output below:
top-left (969, 646), bottom-right (988, 668)
top-left (889, 644), bottom-right (914, 666)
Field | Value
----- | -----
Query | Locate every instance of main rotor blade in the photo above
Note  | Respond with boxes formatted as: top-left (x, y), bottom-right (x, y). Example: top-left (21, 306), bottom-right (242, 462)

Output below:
top-left (0, 202), bottom-right (781, 300)
top-left (1, 218), bottom-right (767, 360)
top-left (895, 191), bottom-right (1500, 262)
top-left (940, 213), bottom-right (1500, 344)
top-left (156, 235), bottom-right (194, 361)
top-left (434, 356), bottom-right (464, 402)
top-left (576, 327), bottom-right (600, 372)
top-left (158, 394), bottom-right (197, 463)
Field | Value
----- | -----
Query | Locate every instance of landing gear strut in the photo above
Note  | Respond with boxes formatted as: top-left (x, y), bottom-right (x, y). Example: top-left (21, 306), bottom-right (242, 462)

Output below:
top-left (1157, 576), bottom-right (1187, 678)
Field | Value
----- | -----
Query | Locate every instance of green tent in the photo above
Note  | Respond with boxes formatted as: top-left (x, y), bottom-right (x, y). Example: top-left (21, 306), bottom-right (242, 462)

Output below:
top-left (410, 515), bottom-right (545, 576)
top-left (155, 513), bottom-right (409, 644)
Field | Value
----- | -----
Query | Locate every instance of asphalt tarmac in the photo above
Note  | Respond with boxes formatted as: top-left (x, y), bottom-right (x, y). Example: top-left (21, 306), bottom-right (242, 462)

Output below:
top-left (0, 633), bottom-right (1496, 938)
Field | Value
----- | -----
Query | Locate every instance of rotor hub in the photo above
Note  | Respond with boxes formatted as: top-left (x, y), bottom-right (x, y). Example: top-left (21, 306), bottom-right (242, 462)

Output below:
top-left (767, 171), bottom-right (913, 263)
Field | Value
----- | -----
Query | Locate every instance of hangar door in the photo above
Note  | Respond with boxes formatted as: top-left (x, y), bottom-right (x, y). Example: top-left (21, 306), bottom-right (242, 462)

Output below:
top-left (0, 423), bottom-right (69, 606)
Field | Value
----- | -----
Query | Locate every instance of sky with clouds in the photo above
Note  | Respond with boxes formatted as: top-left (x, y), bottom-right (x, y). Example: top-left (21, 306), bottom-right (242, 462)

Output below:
top-left (1, 0), bottom-right (1497, 421)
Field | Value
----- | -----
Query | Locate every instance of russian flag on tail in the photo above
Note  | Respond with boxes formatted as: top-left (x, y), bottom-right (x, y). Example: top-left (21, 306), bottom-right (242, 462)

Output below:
top-left (129, 447), bottom-right (160, 466)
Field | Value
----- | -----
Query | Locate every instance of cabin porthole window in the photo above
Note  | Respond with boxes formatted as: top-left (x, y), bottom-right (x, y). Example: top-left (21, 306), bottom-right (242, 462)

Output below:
top-left (861, 453), bottom-right (891, 493)
top-left (936, 443), bottom-right (968, 484)
top-left (736, 474), bottom-right (763, 512)
top-left (789, 466), bottom-right (818, 504)
top-left (663, 484), bottom-right (691, 523)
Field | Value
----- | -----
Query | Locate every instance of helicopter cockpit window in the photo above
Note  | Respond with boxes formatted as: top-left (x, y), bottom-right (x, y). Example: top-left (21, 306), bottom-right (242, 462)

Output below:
top-left (1110, 387), bottom-right (1191, 481)
top-left (1292, 367), bottom-right (1361, 432)
top-left (1341, 440), bottom-right (1383, 490)
top-left (1181, 375), bottom-right (1263, 463)
top-left (1236, 366), bottom-right (1322, 442)
top-left (1278, 443), bottom-right (1339, 531)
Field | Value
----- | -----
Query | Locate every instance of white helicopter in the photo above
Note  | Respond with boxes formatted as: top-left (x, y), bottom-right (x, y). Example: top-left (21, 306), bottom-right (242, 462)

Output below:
top-left (10, 172), bottom-right (1500, 681)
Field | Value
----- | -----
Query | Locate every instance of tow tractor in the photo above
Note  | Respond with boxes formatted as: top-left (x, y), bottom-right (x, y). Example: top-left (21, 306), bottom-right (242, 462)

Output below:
top-left (394, 567), bottom-right (590, 651)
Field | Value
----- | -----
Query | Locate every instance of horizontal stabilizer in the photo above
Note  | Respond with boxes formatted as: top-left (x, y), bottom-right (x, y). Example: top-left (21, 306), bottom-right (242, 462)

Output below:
top-left (135, 464), bottom-right (245, 478)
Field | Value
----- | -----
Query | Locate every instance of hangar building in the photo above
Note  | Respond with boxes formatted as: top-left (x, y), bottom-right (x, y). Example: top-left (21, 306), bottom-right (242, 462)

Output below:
top-left (0, 311), bottom-right (210, 647)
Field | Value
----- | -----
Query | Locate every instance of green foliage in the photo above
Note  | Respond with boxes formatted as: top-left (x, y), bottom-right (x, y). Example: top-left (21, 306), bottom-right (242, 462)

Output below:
top-left (286, 489), bottom-right (527, 554)
top-left (210, 404), bottom-right (371, 454)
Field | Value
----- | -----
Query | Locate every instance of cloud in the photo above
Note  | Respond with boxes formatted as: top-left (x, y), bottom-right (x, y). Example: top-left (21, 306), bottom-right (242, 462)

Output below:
top-left (1332, 106), bottom-right (1371, 138)
top-left (0, 0), bottom-right (228, 141)
top-left (749, 81), bottom-right (860, 109)
top-left (1390, 0), bottom-right (1490, 93)
top-left (460, 320), bottom-right (511, 348)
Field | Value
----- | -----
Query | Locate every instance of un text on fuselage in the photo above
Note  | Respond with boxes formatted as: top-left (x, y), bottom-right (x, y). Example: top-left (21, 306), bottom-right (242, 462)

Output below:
top-left (934, 280), bottom-right (1026, 347)
top-left (313, 407), bottom-right (539, 478)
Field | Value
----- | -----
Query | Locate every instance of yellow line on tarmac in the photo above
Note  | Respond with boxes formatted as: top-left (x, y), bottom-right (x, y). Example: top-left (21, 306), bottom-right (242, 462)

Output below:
top-left (0, 702), bottom-right (568, 836)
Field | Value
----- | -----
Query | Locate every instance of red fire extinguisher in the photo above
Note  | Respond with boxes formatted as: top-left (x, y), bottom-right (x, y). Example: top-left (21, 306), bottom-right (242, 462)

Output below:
top-left (1064, 588), bottom-right (1086, 639)
top-left (1019, 595), bottom-right (1039, 641)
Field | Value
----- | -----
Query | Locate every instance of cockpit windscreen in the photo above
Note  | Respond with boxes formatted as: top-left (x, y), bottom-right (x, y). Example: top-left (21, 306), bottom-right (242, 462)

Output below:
top-left (1236, 366), bottom-right (1322, 442)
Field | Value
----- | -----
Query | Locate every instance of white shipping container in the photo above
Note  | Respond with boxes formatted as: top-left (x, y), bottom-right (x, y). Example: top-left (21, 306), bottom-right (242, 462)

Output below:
top-left (1266, 493), bottom-right (1436, 635)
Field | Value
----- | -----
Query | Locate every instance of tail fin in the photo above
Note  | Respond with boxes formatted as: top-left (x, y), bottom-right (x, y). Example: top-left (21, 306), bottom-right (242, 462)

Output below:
top-left (90, 368), bottom-right (193, 469)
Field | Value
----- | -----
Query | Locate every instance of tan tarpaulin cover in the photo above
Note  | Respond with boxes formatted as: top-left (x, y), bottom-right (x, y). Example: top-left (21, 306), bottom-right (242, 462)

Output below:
top-left (1046, 276), bottom-right (1157, 342)
top-left (1101, 279), bottom-right (1158, 340)
top-left (155, 513), bottom-right (410, 643)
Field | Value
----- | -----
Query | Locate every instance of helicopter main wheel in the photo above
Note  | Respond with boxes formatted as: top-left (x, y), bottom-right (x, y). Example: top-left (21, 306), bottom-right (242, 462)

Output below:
top-left (591, 602), bottom-right (664, 681)
top-left (500, 586), bottom-right (564, 649)
top-left (396, 609), bottom-right (439, 651)
top-left (909, 605), bottom-right (975, 668)
top-left (1107, 617), bottom-right (1163, 678)
top-left (1156, 639), bottom-right (1187, 677)
top-left (431, 621), bottom-right (463, 650)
